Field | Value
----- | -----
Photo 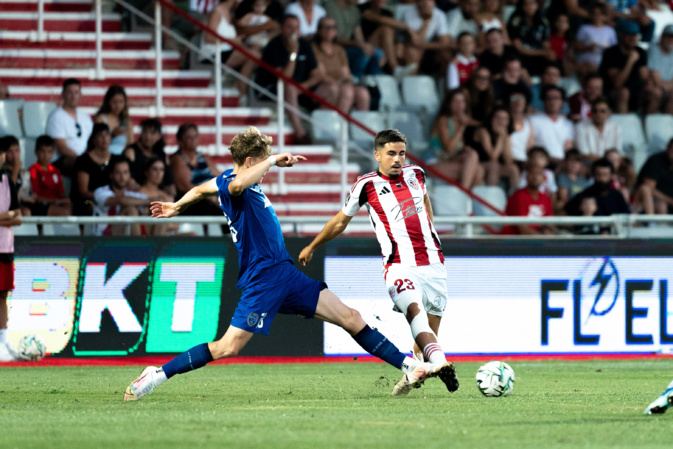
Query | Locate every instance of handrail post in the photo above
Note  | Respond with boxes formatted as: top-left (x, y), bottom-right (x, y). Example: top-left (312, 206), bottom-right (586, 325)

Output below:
top-left (95, 0), bottom-right (104, 79)
top-left (154, 1), bottom-right (164, 117)
top-left (37, 0), bottom-right (46, 41)
top-left (340, 118), bottom-right (348, 205)
top-left (277, 78), bottom-right (285, 194)
top-left (214, 40), bottom-right (223, 156)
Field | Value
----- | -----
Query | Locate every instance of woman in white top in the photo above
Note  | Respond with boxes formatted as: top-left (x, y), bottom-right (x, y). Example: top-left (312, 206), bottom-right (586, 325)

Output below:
top-left (476, 0), bottom-right (510, 48)
top-left (201, 0), bottom-right (260, 98)
top-left (93, 85), bottom-right (133, 155)
top-left (506, 86), bottom-right (534, 166)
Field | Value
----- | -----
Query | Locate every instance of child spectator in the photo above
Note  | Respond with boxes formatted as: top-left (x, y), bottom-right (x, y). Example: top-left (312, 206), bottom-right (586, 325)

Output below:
top-left (27, 136), bottom-right (71, 217)
top-left (556, 148), bottom-right (591, 210)
top-left (549, 13), bottom-right (570, 67)
top-left (507, 0), bottom-right (554, 76)
top-left (93, 85), bottom-right (133, 155)
top-left (239, 0), bottom-right (273, 49)
top-left (518, 146), bottom-right (558, 208)
top-left (502, 164), bottom-right (554, 235)
top-left (574, 196), bottom-right (604, 235)
top-left (565, 158), bottom-right (630, 219)
top-left (447, 32), bottom-right (479, 89)
top-left (574, 4), bottom-right (616, 77)
top-left (463, 66), bottom-right (495, 124)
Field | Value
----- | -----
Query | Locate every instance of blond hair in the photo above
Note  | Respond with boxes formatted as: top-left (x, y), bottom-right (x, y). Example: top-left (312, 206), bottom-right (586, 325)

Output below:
top-left (229, 126), bottom-right (273, 165)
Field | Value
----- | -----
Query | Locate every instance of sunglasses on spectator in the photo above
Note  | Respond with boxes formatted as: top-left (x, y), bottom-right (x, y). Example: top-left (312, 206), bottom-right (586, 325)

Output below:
top-left (75, 123), bottom-right (82, 138)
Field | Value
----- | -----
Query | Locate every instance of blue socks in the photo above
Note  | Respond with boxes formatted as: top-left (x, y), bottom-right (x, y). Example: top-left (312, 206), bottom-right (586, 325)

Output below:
top-left (352, 325), bottom-right (405, 370)
top-left (162, 343), bottom-right (214, 379)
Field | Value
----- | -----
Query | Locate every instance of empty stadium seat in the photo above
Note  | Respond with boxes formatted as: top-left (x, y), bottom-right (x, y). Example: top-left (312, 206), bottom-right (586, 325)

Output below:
top-left (471, 186), bottom-right (507, 216)
top-left (431, 185), bottom-right (472, 216)
top-left (0, 100), bottom-right (24, 138)
top-left (559, 76), bottom-right (581, 97)
top-left (207, 223), bottom-right (225, 237)
top-left (610, 114), bottom-right (647, 171)
top-left (645, 114), bottom-right (673, 153)
top-left (349, 111), bottom-right (384, 146)
top-left (12, 223), bottom-right (39, 236)
top-left (374, 74), bottom-right (402, 111)
top-left (22, 101), bottom-right (57, 138)
top-left (310, 109), bottom-right (344, 145)
top-left (401, 76), bottom-right (440, 116)
top-left (387, 110), bottom-right (428, 151)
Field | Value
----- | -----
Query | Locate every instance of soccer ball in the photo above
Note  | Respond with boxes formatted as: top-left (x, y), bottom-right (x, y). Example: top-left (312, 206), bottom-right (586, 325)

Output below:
top-left (476, 361), bottom-right (515, 397)
top-left (17, 334), bottom-right (47, 362)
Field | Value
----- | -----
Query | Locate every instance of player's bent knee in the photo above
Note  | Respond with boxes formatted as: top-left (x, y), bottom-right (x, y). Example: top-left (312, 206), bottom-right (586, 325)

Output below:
top-left (209, 341), bottom-right (239, 360)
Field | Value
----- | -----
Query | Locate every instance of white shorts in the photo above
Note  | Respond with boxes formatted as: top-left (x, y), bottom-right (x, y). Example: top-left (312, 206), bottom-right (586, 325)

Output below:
top-left (384, 262), bottom-right (449, 316)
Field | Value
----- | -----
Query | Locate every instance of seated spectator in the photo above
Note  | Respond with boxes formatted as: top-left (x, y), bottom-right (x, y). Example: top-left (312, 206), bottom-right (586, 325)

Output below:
top-left (648, 25), bottom-right (673, 115)
top-left (502, 164), bottom-right (554, 235)
top-left (529, 85), bottom-right (574, 164)
top-left (325, 0), bottom-right (384, 80)
top-left (235, 0), bottom-right (284, 25)
top-left (573, 196), bottom-right (605, 235)
top-left (447, 32), bottom-right (479, 89)
top-left (599, 20), bottom-right (659, 114)
top-left (26, 135), bottom-right (71, 217)
top-left (529, 62), bottom-right (565, 112)
top-left (139, 157), bottom-right (176, 236)
top-left (427, 89), bottom-right (483, 189)
top-left (71, 123), bottom-right (125, 216)
top-left (506, 0), bottom-right (554, 76)
top-left (0, 136), bottom-right (30, 214)
top-left (549, 13), bottom-right (572, 74)
top-left (399, 0), bottom-right (451, 76)
top-left (518, 146), bottom-right (558, 207)
top-left (476, 0), bottom-right (510, 47)
top-left (123, 118), bottom-right (174, 197)
top-left (45, 78), bottom-right (94, 175)
top-left (556, 148), bottom-right (591, 210)
top-left (574, 4), bottom-right (616, 77)
top-left (506, 85), bottom-right (534, 167)
top-left (285, 0), bottom-right (325, 38)
top-left (93, 85), bottom-right (133, 155)
top-left (632, 138), bottom-right (673, 215)
top-left (568, 72), bottom-right (603, 122)
top-left (479, 28), bottom-right (520, 81)
top-left (603, 0), bottom-right (654, 43)
top-left (575, 97), bottom-right (622, 160)
top-left (492, 56), bottom-right (530, 103)
top-left (605, 148), bottom-right (635, 201)
top-left (0, 138), bottom-right (22, 234)
top-left (445, 0), bottom-right (480, 48)
top-left (237, 0), bottom-right (276, 50)
top-left (565, 159), bottom-right (630, 220)
top-left (169, 123), bottom-right (221, 216)
top-left (93, 158), bottom-right (150, 237)
top-left (463, 66), bottom-right (495, 124)
top-left (201, 0), bottom-right (260, 100)
top-left (312, 17), bottom-right (370, 112)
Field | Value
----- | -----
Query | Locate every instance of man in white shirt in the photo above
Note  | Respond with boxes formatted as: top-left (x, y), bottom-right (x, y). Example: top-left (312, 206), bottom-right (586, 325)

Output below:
top-left (529, 85), bottom-right (574, 164)
top-left (45, 78), bottom-right (94, 175)
top-left (93, 158), bottom-right (149, 236)
top-left (285, 0), bottom-right (326, 38)
top-left (400, 0), bottom-right (450, 74)
top-left (444, 0), bottom-right (479, 48)
top-left (648, 24), bottom-right (673, 114)
top-left (575, 97), bottom-right (622, 160)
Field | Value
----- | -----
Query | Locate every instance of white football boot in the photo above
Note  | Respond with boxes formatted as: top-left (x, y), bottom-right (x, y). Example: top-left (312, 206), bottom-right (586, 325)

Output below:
top-left (644, 379), bottom-right (673, 414)
top-left (391, 363), bottom-right (432, 396)
top-left (124, 366), bottom-right (164, 401)
top-left (0, 342), bottom-right (18, 362)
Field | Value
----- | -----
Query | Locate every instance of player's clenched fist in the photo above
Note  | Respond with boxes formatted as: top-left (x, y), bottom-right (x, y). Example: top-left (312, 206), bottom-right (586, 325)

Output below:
top-left (298, 247), bottom-right (313, 266)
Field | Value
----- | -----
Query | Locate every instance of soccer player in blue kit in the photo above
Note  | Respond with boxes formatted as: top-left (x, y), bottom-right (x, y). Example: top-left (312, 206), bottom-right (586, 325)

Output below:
top-left (124, 127), bottom-right (445, 401)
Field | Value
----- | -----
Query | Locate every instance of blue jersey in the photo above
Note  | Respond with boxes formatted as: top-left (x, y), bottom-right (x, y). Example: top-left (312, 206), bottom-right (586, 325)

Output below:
top-left (216, 169), bottom-right (293, 288)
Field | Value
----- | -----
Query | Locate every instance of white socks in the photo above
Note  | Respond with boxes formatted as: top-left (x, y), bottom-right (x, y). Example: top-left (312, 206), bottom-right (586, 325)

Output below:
top-left (423, 343), bottom-right (447, 365)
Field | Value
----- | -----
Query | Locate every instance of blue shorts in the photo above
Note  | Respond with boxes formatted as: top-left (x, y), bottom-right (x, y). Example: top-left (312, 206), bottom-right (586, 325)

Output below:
top-left (231, 262), bottom-right (327, 335)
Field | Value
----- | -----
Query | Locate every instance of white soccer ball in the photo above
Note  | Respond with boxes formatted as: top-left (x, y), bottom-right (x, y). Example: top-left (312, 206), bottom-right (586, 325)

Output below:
top-left (476, 361), bottom-right (515, 397)
top-left (17, 334), bottom-right (47, 362)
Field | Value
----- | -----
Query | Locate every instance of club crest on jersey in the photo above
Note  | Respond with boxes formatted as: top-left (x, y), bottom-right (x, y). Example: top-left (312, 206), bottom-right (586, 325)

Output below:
top-left (407, 176), bottom-right (420, 190)
top-left (247, 313), bottom-right (259, 327)
top-left (392, 197), bottom-right (424, 221)
top-left (388, 286), bottom-right (396, 298)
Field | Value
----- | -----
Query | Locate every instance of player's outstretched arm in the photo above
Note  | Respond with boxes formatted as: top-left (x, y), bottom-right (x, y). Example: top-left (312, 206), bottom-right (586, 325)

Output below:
top-left (151, 178), bottom-right (219, 218)
top-left (229, 152), bottom-right (306, 196)
top-left (299, 211), bottom-right (352, 266)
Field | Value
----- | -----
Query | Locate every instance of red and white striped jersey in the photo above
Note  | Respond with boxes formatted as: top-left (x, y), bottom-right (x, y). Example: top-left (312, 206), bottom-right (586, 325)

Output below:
top-left (342, 165), bottom-right (444, 267)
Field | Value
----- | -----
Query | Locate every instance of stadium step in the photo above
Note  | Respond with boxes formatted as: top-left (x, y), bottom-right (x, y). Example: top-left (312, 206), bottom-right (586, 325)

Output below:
top-left (208, 146), bottom-right (333, 164)
top-left (0, 49), bottom-right (181, 70)
top-left (79, 106), bottom-right (272, 127)
top-left (1, 12), bottom-right (121, 32)
top-left (152, 124), bottom-right (296, 146)
top-left (210, 163), bottom-right (362, 185)
top-left (0, 31), bottom-right (153, 50)
top-left (0, 69), bottom-right (212, 88)
top-left (0, 0), bottom-right (92, 12)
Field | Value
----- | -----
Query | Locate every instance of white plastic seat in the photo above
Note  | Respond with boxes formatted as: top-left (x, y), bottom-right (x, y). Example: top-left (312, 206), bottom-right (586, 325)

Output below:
top-left (387, 110), bottom-right (428, 151)
top-left (22, 101), bottom-right (57, 138)
top-left (18, 138), bottom-right (36, 168)
top-left (374, 74), bottom-right (402, 111)
top-left (559, 76), bottom-right (581, 97)
top-left (42, 224), bottom-right (80, 236)
top-left (431, 185), bottom-right (471, 216)
top-left (177, 223), bottom-right (205, 236)
top-left (310, 109), bottom-right (344, 144)
top-left (401, 75), bottom-right (440, 116)
top-left (0, 100), bottom-right (24, 138)
top-left (207, 223), bottom-right (225, 237)
top-left (12, 224), bottom-right (39, 236)
top-left (610, 113), bottom-right (647, 171)
top-left (349, 111), bottom-right (385, 146)
top-left (645, 114), bottom-right (673, 153)
top-left (471, 186), bottom-right (507, 216)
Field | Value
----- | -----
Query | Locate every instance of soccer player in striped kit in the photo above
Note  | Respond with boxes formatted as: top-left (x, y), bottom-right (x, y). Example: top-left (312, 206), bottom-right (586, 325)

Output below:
top-left (299, 129), bottom-right (459, 396)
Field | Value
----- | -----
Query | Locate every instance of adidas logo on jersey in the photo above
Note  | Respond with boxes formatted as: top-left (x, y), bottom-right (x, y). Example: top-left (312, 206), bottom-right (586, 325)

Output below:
top-left (379, 186), bottom-right (391, 195)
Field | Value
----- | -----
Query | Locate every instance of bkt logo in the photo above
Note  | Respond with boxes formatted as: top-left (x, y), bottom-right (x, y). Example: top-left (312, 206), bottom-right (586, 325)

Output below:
top-left (541, 257), bottom-right (673, 346)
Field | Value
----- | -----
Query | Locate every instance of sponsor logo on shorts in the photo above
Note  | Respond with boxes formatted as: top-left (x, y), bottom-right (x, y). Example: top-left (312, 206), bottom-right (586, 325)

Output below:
top-left (247, 313), bottom-right (259, 327)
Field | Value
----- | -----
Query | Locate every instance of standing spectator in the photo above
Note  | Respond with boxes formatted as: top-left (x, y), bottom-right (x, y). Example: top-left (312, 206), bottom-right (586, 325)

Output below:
top-left (45, 78), bottom-right (94, 175)
top-left (506, 0), bottom-right (554, 76)
top-left (447, 32), bottom-right (479, 89)
top-left (0, 138), bottom-right (22, 362)
top-left (564, 158), bottom-right (630, 218)
top-left (93, 85), bottom-right (133, 155)
top-left (568, 72), bottom-right (603, 122)
top-left (27, 135), bottom-right (71, 217)
top-left (2, 136), bottom-right (31, 217)
top-left (93, 158), bottom-right (150, 237)
top-left (139, 158), bottom-right (176, 236)
top-left (599, 20), bottom-right (659, 114)
top-left (463, 66), bottom-right (495, 124)
top-left (399, 0), bottom-right (451, 76)
top-left (427, 89), bottom-right (483, 189)
top-left (502, 164), bottom-right (554, 235)
top-left (479, 28), bottom-right (520, 80)
top-left (476, 0), bottom-right (510, 46)
top-left (123, 118), bottom-right (174, 196)
top-left (445, 0), bottom-right (480, 47)
top-left (529, 85), bottom-right (574, 163)
top-left (255, 14), bottom-right (322, 144)
top-left (71, 123), bottom-right (124, 216)
top-left (312, 17), bottom-right (370, 113)
top-left (575, 97), bottom-right (622, 160)
top-left (648, 25), bottom-right (673, 115)
top-left (169, 124), bottom-right (221, 216)
top-left (632, 138), bottom-right (673, 215)
top-left (285, 0), bottom-right (326, 38)
top-left (518, 146), bottom-right (558, 206)
top-left (574, 4), bottom-right (617, 77)
top-left (492, 56), bottom-right (531, 103)
top-left (324, 0), bottom-right (384, 81)
top-left (556, 148), bottom-right (591, 210)
top-left (529, 63), bottom-right (563, 112)
top-left (506, 85), bottom-right (534, 167)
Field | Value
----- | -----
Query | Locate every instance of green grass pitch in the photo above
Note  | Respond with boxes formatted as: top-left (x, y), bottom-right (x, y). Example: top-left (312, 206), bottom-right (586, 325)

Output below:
top-left (2, 359), bottom-right (673, 449)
